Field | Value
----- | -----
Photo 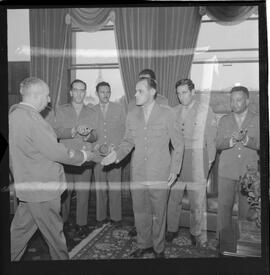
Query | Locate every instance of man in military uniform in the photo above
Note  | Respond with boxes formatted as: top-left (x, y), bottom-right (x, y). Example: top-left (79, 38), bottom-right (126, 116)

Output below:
top-left (127, 69), bottom-right (168, 238)
top-left (216, 85), bottom-right (259, 252)
top-left (101, 77), bottom-right (184, 258)
top-left (166, 78), bottom-right (217, 247)
top-left (9, 77), bottom-right (94, 260)
top-left (48, 79), bottom-right (98, 239)
top-left (91, 81), bottom-right (126, 228)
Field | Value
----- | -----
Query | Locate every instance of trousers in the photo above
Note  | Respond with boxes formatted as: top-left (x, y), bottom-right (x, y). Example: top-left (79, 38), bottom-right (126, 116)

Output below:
top-left (11, 197), bottom-right (68, 261)
top-left (167, 181), bottom-right (207, 243)
top-left (94, 163), bottom-right (122, 222)
top-left (62, 165), bottom-right (92, 226)
top-left (131, 181), bottom-right (169, 253)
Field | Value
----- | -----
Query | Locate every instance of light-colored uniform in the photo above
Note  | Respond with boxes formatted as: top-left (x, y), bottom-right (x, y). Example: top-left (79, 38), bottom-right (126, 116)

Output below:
top-left (9, 103), bottom-right (85, 261)
top-left (115, 102), bottom-right (184, 253)
top-left (167, 100), bottom-right (217, 243)
top-left (91, 102), bottom-right (126, 222)
top-left (48, 103), bottom-right (98, 226)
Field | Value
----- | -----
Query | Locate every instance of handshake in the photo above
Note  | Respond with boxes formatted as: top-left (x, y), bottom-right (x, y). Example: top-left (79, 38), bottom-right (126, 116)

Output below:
top-left (72, 125), bottom-right (98, 143)
top-left (231, 129), bottom-right (248, 144)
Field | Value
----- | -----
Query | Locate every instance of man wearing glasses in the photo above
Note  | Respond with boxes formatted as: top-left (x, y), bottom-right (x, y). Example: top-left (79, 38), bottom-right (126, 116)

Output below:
top-left (48, 79), bottom-right (98, 243)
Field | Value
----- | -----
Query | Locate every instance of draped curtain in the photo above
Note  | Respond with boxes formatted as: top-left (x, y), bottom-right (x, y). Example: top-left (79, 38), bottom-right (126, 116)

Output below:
top-left (29, 8), bottom-right (71, 111)
top-left (71, 8), bottom-right (114, 32)
top-left (199, 6), bottom-right (257, 25)
top-left (114, 7), bottom-right (202, 106)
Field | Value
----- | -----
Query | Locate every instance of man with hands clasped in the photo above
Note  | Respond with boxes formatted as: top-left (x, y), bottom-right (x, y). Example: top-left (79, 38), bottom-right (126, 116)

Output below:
top-left (48, 79), bottom-right (98, 239)
top-left (101, 77), bottom-right (184, 258)
top-left (216, 85), bottom-right (260, 252)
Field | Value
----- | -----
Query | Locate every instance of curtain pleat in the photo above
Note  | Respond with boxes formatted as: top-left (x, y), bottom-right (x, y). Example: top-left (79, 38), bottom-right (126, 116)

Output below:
top-left (114, 7), bottom-right (202, 106)
top-left (29, 9), bottom-right (71, 111)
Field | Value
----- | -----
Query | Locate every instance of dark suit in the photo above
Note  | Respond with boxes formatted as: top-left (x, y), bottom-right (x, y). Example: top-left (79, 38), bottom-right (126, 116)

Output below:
top-left (216, 109), bottom-right (259, 250)
top-left (91, 102), bottom-right (126, 222)
top-left (116, 102), bottom-right (184, 253)
top-left (9, 103), bottom-right (85, 261)
top-left (48, 103), bottom-right (98, 226)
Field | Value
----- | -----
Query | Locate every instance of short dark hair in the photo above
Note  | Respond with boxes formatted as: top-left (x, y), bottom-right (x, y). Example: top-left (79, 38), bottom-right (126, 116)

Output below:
top-left (70, 79), bottom-right (87, 91)
top-left (139, 69), bottom-right (156, 80)
top-left (96, 81), bottom-right (111, 92)
top-left (230, 85), bottom-right (249, 98)
top-left (138, 77), bottom-right (157, 99)
top-left (175, 78), bottom-right (195, 91)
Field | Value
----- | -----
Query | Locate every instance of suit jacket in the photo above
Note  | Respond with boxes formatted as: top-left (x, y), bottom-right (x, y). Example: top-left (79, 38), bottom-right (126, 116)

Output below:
top-left (174, 100), bottom-right (217, 182)
top-left (9, 103), bottom-right (85, 202)
top-left (91, 102), bottom-right (126, 150)
top-left (116, 102), bottom-right (184, 183)
top-left (47, 103), bottom-right (98, 151)
top-left (216, 109), bottom-right (259, 180)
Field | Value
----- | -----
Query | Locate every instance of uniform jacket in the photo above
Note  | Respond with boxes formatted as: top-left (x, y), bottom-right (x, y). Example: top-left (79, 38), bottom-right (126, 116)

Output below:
top-left (174, 100), bottom-right (217, 181)
top-left (91, 101), bottom-right (126, 150)
top-left (216, 109), bottom-right (259, 180)
top-left (48, 103), bottom-right (98, 151)
top-left (9, 103), bottom-right (85, 202)
top-left (116, 102), bottom-right (184, 183)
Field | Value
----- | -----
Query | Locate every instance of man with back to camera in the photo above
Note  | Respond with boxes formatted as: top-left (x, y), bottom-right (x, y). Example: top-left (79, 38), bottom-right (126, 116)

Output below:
top-left (91, 81), bottom-right (126, 228)
top-left (48, 79), bottom-right (98, 240)
top-left (9, 77), bottom-right (94, 260)
top-left (216, 85), bottom-right (259, 252)
top-left (166, 78), bottom-right (217, 248)
top-left (101, 77), bottom-right (184, 258)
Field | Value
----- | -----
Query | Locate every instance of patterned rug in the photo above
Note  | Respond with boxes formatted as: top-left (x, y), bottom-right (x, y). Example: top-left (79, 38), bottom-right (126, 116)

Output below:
top-left (69, 223), bottom-right (218, 260)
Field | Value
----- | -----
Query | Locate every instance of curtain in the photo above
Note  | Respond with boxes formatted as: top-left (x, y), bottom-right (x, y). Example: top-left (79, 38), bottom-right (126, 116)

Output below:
top-left (199, 6), bottom-right (257, 25)
top-left (70, 8), bottom-right (114, 32)
top-left (114, 7), bottom-right (202, 106)
top-left (29, 8), bottom-right (71, 112)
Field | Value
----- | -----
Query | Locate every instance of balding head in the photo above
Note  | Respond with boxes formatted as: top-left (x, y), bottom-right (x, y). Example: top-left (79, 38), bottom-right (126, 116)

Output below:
top-left (20, 77), bottom-right (50, 112)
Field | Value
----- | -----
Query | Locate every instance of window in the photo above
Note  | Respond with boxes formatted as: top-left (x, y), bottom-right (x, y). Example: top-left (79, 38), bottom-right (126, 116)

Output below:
top-left (71, 22), bottom-right (125, 105)
top-left (191, 14), bottom-right (259, 92)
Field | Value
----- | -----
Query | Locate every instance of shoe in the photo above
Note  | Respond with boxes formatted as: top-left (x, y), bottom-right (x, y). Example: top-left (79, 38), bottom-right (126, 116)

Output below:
top-left (154, 251), bottom-right (165, 259)
top-left (165, 231), bottom-right (178, 243)
top-left (75, 225), bottom-right (89, 239)
top-left (110, 220), bottom-right (122, 228)
top-left (190, 233), bottom-right (197, 246)
top-left (130, 247), bottom-right (153, 258)
top-left (190, 233), bottom-right (207, 248)
top-left (128, 227), bottom-right (137, 237)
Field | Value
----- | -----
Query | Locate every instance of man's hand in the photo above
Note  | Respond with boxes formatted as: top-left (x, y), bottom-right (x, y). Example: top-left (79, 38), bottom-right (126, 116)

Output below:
top-left (101, 150), bottom-right (117, 166)
top-left (168, 173), bottom-right (177, 187)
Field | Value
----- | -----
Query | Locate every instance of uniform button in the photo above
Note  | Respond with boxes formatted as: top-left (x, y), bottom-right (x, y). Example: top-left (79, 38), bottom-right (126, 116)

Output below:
top-left (144, 137), bottom-right (147, 140)
top-left (238, 154), bottom-right (241, 158)
top-left (145, 157), bottom-right (147, 161)
top-left (104, 129), bottom-right (107, 132)
top-left (144, 127), bottom-right (147, 130)
top-left (104, 136), bottom-right (107, 138)
top-left (145, 147), bottom-right (147, 150)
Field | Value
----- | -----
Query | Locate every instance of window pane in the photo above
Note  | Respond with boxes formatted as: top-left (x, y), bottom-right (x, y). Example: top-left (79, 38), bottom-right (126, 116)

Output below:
top-left (75, 69), bottom-right (125, 104)
top-left (75, 31), bottom-right (118, 64)
top-left (190, 62), bottom-right (259, 91)
top-left (197, 17), bottom-right (258, 50)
